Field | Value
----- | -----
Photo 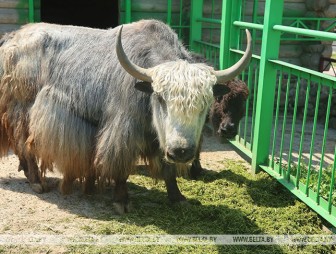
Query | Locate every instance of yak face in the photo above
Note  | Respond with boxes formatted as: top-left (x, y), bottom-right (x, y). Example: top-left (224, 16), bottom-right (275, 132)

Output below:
top-left (146, 61), bottom-right (217, 163)
top-left (214, 96), bottom-right (246, 139)
top-left (211, 81), bottom-right (249, 139)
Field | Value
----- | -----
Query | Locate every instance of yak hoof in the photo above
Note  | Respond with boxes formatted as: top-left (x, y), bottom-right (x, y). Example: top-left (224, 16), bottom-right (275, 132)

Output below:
top-left (113, 202), bottom-right (132, 215)
top-left (169, 194), bottom-right (187, 204)
top-left (189, 168), bottom-right (206, 180)
top-left (30, 183), bottom-right (44, 194)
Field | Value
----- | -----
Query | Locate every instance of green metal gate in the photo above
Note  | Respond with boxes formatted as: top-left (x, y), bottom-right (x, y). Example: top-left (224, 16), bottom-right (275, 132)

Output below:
top-left (197, 0), bottom-right (336, 227)
top-left (122, 0), bottom-right (336, 227)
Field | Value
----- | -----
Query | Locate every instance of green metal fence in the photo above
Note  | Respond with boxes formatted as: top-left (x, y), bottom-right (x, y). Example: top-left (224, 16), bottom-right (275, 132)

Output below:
top-left (189, 0), bottom-right (336, 227)
top-left (119, 0), bottom-right (191, 43)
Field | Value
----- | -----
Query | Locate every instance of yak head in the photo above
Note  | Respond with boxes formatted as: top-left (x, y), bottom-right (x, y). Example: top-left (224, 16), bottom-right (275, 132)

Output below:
top-left (116, 26), bottom-right (252, 164)
top-left (211, 80), bottom-right (249, 140)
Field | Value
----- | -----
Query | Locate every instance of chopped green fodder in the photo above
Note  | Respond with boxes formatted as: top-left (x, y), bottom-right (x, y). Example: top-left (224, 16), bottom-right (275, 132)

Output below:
top-left (275, 160), bottom-right (336, 207)
top-left (2, 159), bottom-right (335, 254)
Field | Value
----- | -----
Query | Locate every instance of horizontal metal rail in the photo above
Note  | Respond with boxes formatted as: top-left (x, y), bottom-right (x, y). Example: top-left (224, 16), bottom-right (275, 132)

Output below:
top-left (270, 60), bottom-right (336, 85)
top-left (233, 21), bottom-right (264, 30)
top-left (196, 17), bottom-right (222, 24)
top-left (273, 25), bottom-right (336, 41)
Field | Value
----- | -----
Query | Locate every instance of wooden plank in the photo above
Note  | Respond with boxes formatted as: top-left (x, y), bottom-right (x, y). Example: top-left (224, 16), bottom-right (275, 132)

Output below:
top-left (119, 11), bottom-right (185, 25)
top-left (0, 8), bottom-right (40, 24)
top-left (0, 8), bottom-right (28, 24)
top-left (0, 23), bottom-right (21, 37)
top-left (0, 0), bottom-right (40, 9)
top-left (119, 0), bottom-right (181, 12)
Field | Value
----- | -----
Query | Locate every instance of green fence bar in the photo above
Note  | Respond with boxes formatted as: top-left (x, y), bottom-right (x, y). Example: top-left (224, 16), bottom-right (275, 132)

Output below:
top-left (250, 62), bottom-right (259, 150)
top-left (306, 82), bottom-right (321, 195)
top-left (189, 0), bottom-right (203, 52)
top-left (273, 25), bottom-right (336, 41)
top-left (316, 87), bottom-right (333, 205)
top-left (295, 79), bottom-right (311, 188)
top-left (286, 76), bottom-right (300, 181)
top-left (124, 0), bottom-right (132, 23)
top-left (233, 21), bottom-right (264, 30)
top-left (197, 18), bottom-right (221, 24)
top-left (329, 147), bottom-right (336, 213)
top-left (28, 0), bottom-right (35, 22)
top-left (251, 0), bottom-right (284, 172)
top-left (167, 0), bottom-right (172, 25)
top-left (270, 60), bottom-right (336, 84)
top-left (271, 70), bottom-right (283, 168)
top-left (279, 73), bottom-right (291, 176)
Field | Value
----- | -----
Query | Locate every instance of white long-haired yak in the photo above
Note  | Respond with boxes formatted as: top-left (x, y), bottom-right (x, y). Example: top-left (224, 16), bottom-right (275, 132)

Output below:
top-left (0, 19), bottom-right (251, 213)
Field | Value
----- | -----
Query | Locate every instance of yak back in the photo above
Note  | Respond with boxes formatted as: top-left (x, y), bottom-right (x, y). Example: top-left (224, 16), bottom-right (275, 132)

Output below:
top-left (0, 20), bottom-right (195, 178)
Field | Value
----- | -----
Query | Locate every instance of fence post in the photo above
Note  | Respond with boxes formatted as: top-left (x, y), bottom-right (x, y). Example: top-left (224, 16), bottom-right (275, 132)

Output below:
top-left (189, 0), bottom-right (203, 51)
top-left (251, 0), bottom-right (284, 173)
top-left (28, 0), bottom-right (35, 22)
top-left (124, 0), bottom-right (132, 23)
top-left (219, 0), bottom-right (241, 70)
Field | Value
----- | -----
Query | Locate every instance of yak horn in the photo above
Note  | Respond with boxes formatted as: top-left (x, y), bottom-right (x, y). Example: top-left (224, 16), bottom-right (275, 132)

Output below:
top-left (116, 25), bottom-right (153, 83)
top-left (214, 29), bottom-right (252, 83)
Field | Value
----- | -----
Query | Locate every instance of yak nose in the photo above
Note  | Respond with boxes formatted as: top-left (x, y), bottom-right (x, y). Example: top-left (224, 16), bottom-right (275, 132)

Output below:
top-left (166, 146), bottom-right (195, 163)
top-left (218, 122), bottom-right (237, 138)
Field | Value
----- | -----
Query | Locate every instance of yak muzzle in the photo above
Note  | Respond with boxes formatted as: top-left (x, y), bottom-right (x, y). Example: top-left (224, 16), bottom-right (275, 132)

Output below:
top-left (166, 146), bottom-right (195, 164)
top-left (218, 122), bottom-right (238, 139)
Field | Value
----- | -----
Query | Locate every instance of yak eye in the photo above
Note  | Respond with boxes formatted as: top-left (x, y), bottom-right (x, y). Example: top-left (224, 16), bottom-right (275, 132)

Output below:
top-left (157, 95), bottom-right (165, 104)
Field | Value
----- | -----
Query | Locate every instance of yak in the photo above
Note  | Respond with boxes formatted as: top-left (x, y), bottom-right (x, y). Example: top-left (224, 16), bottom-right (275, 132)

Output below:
top-left (190, 79), bottom-right (249, 179)
top-left (0, 19), bottom-right (251, 213)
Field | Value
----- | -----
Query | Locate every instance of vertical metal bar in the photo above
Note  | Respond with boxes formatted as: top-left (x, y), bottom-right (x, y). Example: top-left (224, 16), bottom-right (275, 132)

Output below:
top-left (28, 0), bottom-right (35, 22)
top-left (250, 63), bottom-right (258, 149)
top-left (178, 0), bottom-right (183, 38)
top-left (271, 69), bottom-right (283, 168)
top-left (125, 0), bottom-right (132, 23)
top-left (316, 86), bottom-right (333, 204)
top-left (167, 0), bottom-right (172, 25)
top-left (305, 82), bottom-right (321, 195)
top-left (296, 79), bottom-right (311, 188)
top-left (251, 0), bottom-right (284, 173)
top-left (251, 0), bottom-right (259, 52)
top-left (328, 146), bottom-right (336, 213)
top-left (286, 76), bottom-right (301, 181)
top-left (220, 0), bottom-right (240, 70)
top-left (209, 0), bottom-right (215, 44)
top-left (243, 65), bottom-right (252, 146)
top-left (279, 73), bottom-right (291, 175)
top-left (189, 0), bottom-right (203, 51)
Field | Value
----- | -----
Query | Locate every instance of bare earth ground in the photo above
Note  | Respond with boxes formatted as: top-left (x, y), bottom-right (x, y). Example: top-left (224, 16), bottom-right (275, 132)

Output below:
top-left (0, 136), bottom-right (247, 248)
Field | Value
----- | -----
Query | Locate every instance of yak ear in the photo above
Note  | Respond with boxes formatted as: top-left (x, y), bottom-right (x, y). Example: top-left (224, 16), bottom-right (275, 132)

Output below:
top-left (135, 81), bottom-right (154, 94)
top-left (213, 84), bottom-right (231, 97)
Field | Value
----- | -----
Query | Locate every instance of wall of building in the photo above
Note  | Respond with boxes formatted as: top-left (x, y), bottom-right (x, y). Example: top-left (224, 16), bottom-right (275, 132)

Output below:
top-left (0, 0), bottom-right (40, 37)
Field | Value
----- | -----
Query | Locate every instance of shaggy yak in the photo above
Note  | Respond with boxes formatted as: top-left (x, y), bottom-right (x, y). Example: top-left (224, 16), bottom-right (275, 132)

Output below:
top-left (190, 79), bottom-right (249, 179)
top-left (0, 19), bottom-right (251, 213)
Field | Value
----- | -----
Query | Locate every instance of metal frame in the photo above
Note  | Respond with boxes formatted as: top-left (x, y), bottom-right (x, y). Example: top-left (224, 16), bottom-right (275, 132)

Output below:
top-left (188, 0), bottom-right (336, 227)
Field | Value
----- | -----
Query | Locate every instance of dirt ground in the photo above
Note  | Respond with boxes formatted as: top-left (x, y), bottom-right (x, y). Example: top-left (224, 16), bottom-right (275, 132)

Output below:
top-left (0, 135), bottom-right (247, 241)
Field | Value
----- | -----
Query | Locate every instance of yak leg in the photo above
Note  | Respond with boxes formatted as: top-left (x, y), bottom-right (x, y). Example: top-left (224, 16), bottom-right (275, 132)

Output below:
top-left (84, 169), bottom-right (96, 194)
top-left (60, 173), bottom-right (76, 195)
top-left (18, 153), bottom-right (44, 194)
top-left (162, 163), bottom-right (186, 203)
top-left (189, 136), bottom-right (205, 179)
top-left (190, 159), bottom-right (203, 180)
top-left (113, 178), bottom-right (131, 214)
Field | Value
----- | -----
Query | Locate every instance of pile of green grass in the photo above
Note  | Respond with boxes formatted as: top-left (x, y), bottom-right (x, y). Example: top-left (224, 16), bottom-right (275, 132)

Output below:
top-left (277, 160), bottom-right (336, 206)
top-left (2, 159), bottom-right (334, 254)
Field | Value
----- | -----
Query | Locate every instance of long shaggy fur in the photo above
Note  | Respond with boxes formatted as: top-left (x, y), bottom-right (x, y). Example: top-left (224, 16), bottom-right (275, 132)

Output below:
top-left (0, 20), bottom-right (216, 192)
